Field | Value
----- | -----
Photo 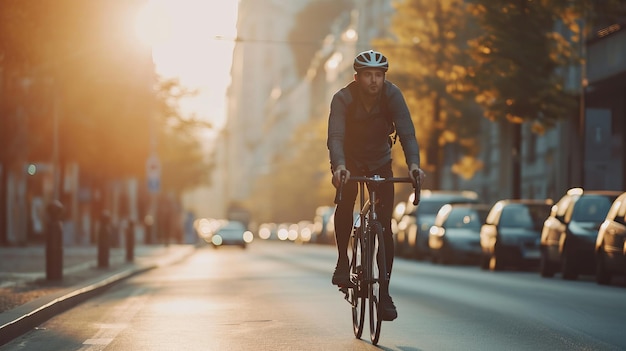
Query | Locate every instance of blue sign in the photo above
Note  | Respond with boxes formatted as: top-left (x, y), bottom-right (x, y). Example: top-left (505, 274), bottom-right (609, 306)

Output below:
top-left (148, 176), bottom-right (160, 193)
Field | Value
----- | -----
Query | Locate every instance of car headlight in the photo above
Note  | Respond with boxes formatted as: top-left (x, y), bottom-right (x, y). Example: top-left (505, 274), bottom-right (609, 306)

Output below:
top-left (243, 231), bottom-right (254, 243)
top-left (211, 235), bottom-right (223, 246)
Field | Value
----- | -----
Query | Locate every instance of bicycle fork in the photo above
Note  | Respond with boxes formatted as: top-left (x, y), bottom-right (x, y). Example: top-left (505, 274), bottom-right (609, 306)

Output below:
top-left (366, 184), bottom-right (388, 287)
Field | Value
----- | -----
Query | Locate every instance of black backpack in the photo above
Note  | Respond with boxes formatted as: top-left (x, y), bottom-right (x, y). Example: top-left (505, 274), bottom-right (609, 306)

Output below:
top-left (345, 81), bottom-right (398, 146)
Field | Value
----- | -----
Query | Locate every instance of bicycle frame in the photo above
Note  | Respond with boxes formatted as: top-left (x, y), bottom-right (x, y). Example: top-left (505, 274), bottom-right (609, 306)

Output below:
top-left (335, 172), bottom-right (420, 345)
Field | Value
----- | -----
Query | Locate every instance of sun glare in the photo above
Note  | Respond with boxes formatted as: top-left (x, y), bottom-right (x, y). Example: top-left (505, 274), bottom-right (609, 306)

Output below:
top-left (134, 0), bottom-right (172, 47)
top-left (134, 0), bottom-right (238, 130)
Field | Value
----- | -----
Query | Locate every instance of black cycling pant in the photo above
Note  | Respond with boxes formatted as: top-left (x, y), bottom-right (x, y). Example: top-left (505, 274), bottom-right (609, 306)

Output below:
top-left (334, 161), bottom-right (395, 291)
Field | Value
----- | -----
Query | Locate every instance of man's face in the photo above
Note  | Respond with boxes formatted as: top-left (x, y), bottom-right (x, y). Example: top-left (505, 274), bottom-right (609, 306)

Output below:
top-left (355, 68), bottom-right (385, 97)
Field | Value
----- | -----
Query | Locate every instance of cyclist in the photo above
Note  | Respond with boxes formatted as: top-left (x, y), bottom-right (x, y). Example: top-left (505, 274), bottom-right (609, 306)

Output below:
top-left (327, 49), bottom-right (424, 321)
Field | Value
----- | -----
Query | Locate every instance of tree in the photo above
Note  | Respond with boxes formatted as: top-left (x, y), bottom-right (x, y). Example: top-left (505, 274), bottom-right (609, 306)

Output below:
top-left (154, 78), bottom-right (214, 197)
top-left (0, 0), bottom-right (213, 242)
top-left (464, 0), bottom-right (625, 198)
top-left (375, 0), bottom-right (484, 189)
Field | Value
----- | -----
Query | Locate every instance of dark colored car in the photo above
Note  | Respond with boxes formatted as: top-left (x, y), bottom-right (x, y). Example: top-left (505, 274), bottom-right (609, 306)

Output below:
top-left (595, 191), bottom-right (626, 285)
top-left (540, 188), bottom-right (621, 280)
top-left (479, 199), bottom-right (553, 271)
top-left (395, 190), bottom-right (479, 259)
top-left (428, 203), bottom-right (490, 264)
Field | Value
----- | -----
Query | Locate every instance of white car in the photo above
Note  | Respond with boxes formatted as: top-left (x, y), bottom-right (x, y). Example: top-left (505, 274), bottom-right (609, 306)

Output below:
top-left (211, 221), bottom-right (253, 248)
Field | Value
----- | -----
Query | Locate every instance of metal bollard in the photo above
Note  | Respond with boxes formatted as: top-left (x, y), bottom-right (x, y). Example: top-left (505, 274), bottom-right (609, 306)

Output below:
top-left (144, 215), bottom-right (153, 244)
top-left (125, 220), bottom-right (135, 262)
top-left (98, 210), bottom-right (111, 268)
top-left (45, 200), bottom-right (64, 281)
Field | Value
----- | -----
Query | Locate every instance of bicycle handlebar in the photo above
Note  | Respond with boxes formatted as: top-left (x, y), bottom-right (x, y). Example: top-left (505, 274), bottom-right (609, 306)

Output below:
top-left (334, 171), bottom-right (421, 206)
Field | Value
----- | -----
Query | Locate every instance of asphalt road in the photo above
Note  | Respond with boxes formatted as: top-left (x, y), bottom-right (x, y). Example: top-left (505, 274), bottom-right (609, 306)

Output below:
top-left (1, 241), bottom-right (624, 351)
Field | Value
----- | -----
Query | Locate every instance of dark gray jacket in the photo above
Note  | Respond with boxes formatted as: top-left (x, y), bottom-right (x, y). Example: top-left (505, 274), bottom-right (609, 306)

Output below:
top-left (327, 80), bottom-right (420, 172)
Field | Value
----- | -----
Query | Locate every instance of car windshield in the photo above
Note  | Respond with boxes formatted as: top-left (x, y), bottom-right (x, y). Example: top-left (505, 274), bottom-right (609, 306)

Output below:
top-left (417, 199), bottom-right (475, 216)
top-left (417, 201), bottom-right (448, 215)
top-left (500, 204), bottom-right (550, 229)
top-left (445, 208), bottom-right (487, 229)
top-left (571, 196), bottom-right (615, 222)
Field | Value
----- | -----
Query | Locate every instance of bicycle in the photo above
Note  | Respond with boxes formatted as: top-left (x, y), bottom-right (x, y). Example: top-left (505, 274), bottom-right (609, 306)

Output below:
top-left (334, 170), bottom-right (420, 345)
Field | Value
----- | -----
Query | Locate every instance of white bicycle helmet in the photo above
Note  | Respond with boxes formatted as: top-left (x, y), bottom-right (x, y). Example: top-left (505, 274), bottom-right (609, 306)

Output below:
top-left (353, 50), bottom-right (388, 72)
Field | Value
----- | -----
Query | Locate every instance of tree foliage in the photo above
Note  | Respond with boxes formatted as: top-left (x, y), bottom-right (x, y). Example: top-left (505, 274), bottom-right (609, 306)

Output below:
top-left (375, 0), bottom-right (484, 186)
top-left (155, 79), bottom-right (214, 195)
top-left (465, 0), bottom-right (579, 131)
top-left (0, 0), bottom-right (213, 199)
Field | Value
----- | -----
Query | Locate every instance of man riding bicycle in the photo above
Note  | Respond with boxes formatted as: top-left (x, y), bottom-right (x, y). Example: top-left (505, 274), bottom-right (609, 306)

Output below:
top-left (327, 49), bottom-right (424, 321)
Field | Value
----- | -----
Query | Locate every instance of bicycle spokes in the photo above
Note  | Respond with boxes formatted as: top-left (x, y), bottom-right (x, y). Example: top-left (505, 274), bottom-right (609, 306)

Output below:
top-left (369, 221), bottom-right (385, 345)
top-left (348, 229), bottom-right (365, 339)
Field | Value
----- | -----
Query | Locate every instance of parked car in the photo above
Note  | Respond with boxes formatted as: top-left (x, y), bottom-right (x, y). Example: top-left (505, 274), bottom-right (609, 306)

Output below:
top-left (428, 203), bottom-right (490, 264)
top-left (480, 199), bottom-right (553, 271)
top-left (211, 221), bottom-right (252, 248)
top-left (313, 206), bottom-right (335, 245)
top-left (391, 201), bottom-right (406, 249)
top-left (595, 191), bottom-right (626, 285)
top-left (540, 188), bottom-right (621, 280)
top-left (395, 190), bottom-right (479, 259)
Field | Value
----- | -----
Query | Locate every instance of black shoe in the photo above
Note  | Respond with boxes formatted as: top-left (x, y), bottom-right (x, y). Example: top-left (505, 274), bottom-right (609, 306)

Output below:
top-left (332, 260), bottom-right (350, 287)
top-left (380, 294), bottom-right (398, 321)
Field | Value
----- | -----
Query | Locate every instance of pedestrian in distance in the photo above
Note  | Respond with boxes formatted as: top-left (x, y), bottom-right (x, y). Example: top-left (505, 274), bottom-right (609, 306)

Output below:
top-left (327, 49), bottom-right (425, 321)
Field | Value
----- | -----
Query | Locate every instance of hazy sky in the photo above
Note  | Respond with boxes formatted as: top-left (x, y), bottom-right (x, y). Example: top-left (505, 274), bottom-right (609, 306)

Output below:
top-left (137, 0), bottom-right (239, 130)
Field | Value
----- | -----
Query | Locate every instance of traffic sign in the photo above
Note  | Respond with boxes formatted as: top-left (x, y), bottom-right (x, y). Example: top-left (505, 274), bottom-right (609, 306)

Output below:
top-left (147, 177), bottom-right (160, 193)
top-left (146, 153), bottom-right (161, 193)
top-left (146, 154), bottom-right (161, 178)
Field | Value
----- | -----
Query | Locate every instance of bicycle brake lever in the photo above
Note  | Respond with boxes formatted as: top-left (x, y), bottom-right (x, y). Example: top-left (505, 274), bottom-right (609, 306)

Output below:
top-left (412, 170), bottom-right (421, 206)
top-left (334, 171), bottom-right (347, 204)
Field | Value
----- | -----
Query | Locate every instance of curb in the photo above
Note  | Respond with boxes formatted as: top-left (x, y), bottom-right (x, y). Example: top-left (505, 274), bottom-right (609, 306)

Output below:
top-left (0, 265), bottom-right (155, 346)
top-left (0, 244), bottom-right (198, 346)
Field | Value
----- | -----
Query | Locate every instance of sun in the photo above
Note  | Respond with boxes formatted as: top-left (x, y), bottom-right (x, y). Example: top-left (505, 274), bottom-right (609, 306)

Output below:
top-left (133, 0), bottom-right (238, 129)
top-left (134, 0), bottom-right (172, 47)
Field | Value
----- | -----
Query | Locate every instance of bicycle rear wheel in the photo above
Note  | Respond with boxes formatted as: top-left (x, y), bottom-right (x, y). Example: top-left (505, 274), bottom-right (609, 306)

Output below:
top-left (348, 226), bottom-right (365, 338)
top-left (368, 220), bottom-right (386, 345)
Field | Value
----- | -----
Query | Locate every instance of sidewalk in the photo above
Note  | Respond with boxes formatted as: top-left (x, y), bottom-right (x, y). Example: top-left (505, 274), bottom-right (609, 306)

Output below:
top-left (0, 243), bottom-right (198, 346)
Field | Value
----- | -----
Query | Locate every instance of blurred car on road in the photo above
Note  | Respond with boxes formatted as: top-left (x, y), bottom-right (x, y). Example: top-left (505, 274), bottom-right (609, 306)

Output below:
top-left (595, 191), bottom-right (626, 285)
top-left (395, 190), bottom-right (479, 260)
top-left (479, 199), bottom-right (553, 271)
top-left (540, 188), bottom-right (621, 280)
top-left (428, 203), bottom-right (490, 264)
top-left (210, 221), bottom-right (253, 249)
top-left (313, 206), bottom-right (335, 245)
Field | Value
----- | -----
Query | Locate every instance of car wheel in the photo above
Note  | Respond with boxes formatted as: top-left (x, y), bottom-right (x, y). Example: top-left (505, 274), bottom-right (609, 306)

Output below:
top-left (595, 249), bottom-right (611, 285)
top-left (430, 251), bottom-right (439, 264)
top-left (539, 249), bottom-right (555, 278)
top-left (480, 254), bottom-right (489, 270)
top-left (560, 248), bottom-right (578, 280)
top-left (488, 243), bottom-right (503, 271)
top-left (439, 248), bottom-right (452, 265)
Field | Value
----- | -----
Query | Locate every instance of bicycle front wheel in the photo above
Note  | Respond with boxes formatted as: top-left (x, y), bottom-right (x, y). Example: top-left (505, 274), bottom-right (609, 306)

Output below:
top-left (369, 220), bottom-right (386, 345)
top-left (348, 227), bottom-right (365, 338)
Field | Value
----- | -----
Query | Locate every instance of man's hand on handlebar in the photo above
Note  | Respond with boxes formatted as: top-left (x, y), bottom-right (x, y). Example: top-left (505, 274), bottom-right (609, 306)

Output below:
top-left (332, 165), bottom-right (350, 188)
top-left (409, 164), bottom-right (425, 187)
